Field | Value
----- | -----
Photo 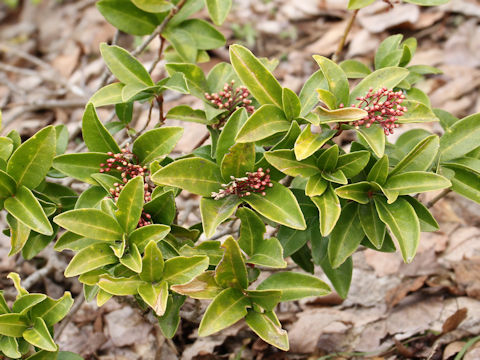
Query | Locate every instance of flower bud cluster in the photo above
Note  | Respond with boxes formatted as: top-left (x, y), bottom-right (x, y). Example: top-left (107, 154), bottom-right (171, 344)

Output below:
top-left (204, 81), bottom-right (255, 127)
top-left (212, 168), bottom-right (273, 200)
top-left (99, 146), bottom-right (153, 227)
top-left (344, 87), bottom-right (407, 135)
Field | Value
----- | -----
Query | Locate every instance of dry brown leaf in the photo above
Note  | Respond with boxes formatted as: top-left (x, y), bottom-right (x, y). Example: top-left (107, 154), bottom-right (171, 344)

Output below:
top-left (442, 308), bottom-right (468, 334)
top-left (385, 276), bottom-right (428, 308)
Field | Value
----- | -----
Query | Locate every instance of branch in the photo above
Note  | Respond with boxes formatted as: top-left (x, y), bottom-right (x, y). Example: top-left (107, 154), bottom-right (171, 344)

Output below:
top-left (332, 9), bottom-right (359, 63)
top-left (427, 189), bottom-right (452, 209)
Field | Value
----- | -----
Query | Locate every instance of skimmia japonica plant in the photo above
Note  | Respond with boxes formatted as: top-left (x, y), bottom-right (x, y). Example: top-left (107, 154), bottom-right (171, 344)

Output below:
top-left (3, 0), bottom-right (477, 357)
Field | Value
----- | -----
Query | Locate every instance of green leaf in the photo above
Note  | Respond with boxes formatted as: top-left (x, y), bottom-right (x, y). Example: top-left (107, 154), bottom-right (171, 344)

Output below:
top-left (221, 142), bottom-right (255, 180)
top-left (0, 292), bottom-right (10, 314)
top-left (316, 89), bottom-right (337, 110)
top-left (403, 0), bottom-right (449, 5)
top-left (205, 0), bottom-right (232, 25)
top-left (138, 281), bottom-right (169, 316)
top-left (311, 184), bottom-right (341, 236)
top-left (244, 182), bottom-right (306, 230)
top-left (120, 243), bottom-right (142, 273)
top-left (0, 314), bottom-right (28, 337)
top-left (440, 113), bottom-right (480, 161)
top-left (5, 186), bottom-right (52, 236)
top-left (216, 108), bottom-right (248, 164)
top-left (347, 0), bottom-right (376, 8)
top-left (390, 135), bottom-right (439, 175)
top-left (403, 196), bottom-right (439, 232)
top-left (282, 88), bottom-right (301, 120)
top-left (98, 275), bottom-right (143, 295)
top-left (7, 214), bottom-right (31, 256)
top-left (64, 243), bottom-right (117, 277)
top-left (12, 294), bottom-right (46, 314)
top-left (257, 272), bottom-right (330, 301)
top-left (163, 28), bottom-right (197, 63)
top-left (54, 209), bottom-right (123, 241)
top-left (157, 294), bottom-right (185, 338)
top-left (90, 83), bottom-right (124, 107)
top-left (115, 176), bottom-right (144, 234)
top-left (129, 224), bottom-right (171, 252)
top-left (200, 197), bottom-right (241, 239)
top-left (248, 237), bottom-right (287, 268)
top-left (165, 63), bottom-right (207, 99)
top-left (82, 104), bottom-right (120, 154)
top-left (374, 196), bottom-right (420, 263)
top-left (144, 191), bottom-right (176, 225)
top-left (236, 207), bottom-right (265, 256)
top-left (131, 0), bottom-right (173, 12)
top-left (449, 167), bottom-right (480, 204)
top-left (7, 126), bottom-right (56, 189)
top-left (198, 288), bottom-right (250, 336)
top-left (356, 124), bottom-right (386, 158)
top-left (398, 100), bottom-right (438, 124)
top-left (163, 255), bottom-right (209, 285)
top-left (166, 105), bottom-right (208, 124)
top-left (229, 46), bottom-right (283, 106)
top-left (53, 153), bottom-right (111, 185)
top-left (305, 174), bottom-right (328, 197)
top-left (328, 203), bottom-right (364, 268)
top-left (0, 336), bottom-right (21, 359)
top-left (317, 144), bottom-right (339, 171)
top-left (215, 236), bottom-right (248, 289)
top-left (97, 0), bottom-right (159, 35)
top-left (151, 158), bottom-right (222, 197)
top-left (374, 35), bottom-right (403, 69)
top-left (367, 155), bottom-right (389, 185)
top-left (23, 317), bottom-right (57, 352)
top-left (99, 43), bottom-right (153, 86)
top-left (7, 272), bottom-right (27, 297)
top-left (349, 67), bottom-right (409, 103)
top-left (335, 181), bottom-right (371, 204)
top-left (171, 271), bottom-right (222, 299)
top-left (245, 310), bottom-right (289, 351)
top-left (132, 127), bottom-right (183, 165)
top-left (339, 59), bottom-right (372, 78)
top-left (336, 150), bottom-right (371, 178)
top-left (264, 150), bottom-right (319, 177)
top-left (358, 201), bottom-right (386, 248)
top-left (236, 105), bottom-right (290, 143)
top-left (384, 171), bottom-right (451, 197)
top-left (313, 55), bottom-right (349, 107)
top-left (294, 125), bottom-right (336, 161)
top-left (138, 240), bottom-right (163, 282)
top-left (314, 106), bottom-right (367, 124)
top-left (179, 19), bottom-right (225, 50)
top-left (30, 292), bottom-right (73, 327)
top-left (299, 70), bottom-right (328, 116)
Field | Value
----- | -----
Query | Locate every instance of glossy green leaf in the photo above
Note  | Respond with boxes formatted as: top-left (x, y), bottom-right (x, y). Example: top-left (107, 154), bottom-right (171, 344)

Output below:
top-left (216, 108), bottom-right (248, 164)
top-left (198, 288), bottom-right (250, 336)
top-left (115, 176), bottom-right (144, 234)
top-left (166, 105), bottom-right (208, 124)
top-left (119, 243), bottom-right (142, 273)
top-left (64, 243), bottom-right (117, 277)
top-left (0, 314), bottom-right (28, 337)
top-left (316, 89), bottom-right (337, 110)
top-left (282, 88), bottom-right (301, 120)
top-left (349, 67), bottom-right (409, 103)
top-left (245, 310), bottom-right (289, 351)
top-left (138, 281), bottom-right (169, 316)
top-left (23, 317), bottom-right (57, 352)
top-left (257, 272), bottom-right (330, 301)
top-left (313, 55), bottom-right (349, 107)
top-left (221, 142), bottom-right (255, 180)
top-left (367, 155), bottom-right (389, 185)
top-left (398, 100), bottom-right (438, 123)
top-left (54, 209), bottom-right (123, 241)
top-left (311, 184), bottom-right (341, 236)
top-left (440, 113), bottom-right (480, 161)
top-left (30, 292), bottom-right (73, 327)
top-left (129, 224), bottom-right (171, 252)
top-left (5, 186), bottom-right (52, 236)
top-left (328, 203), bottom-right (364, 268)
top-left (179, 19), bottom-right (225, 50)
top-left (157, 294), bottom-right (185, 338)
top-left (205, 0), bottom-right (232, 25)
top-left (215, 236), bottom-right (248, 289)
top-left (264, 150), bottom-right (319, 177)
top-left (237, 207), bottom-right (265, 256)
top-left (335, 181), bottom-right (371, 204)
top-left (390, 135), bottom-right (439, 175)
top-left (0, 170), bottom-right (16, 198)
top-left (339, 59), bottom-right (372, 78)
top-left (163, 255), bottom-right (209, 285)
top-left (7, 214), bottom-right (31, 256)
top-left (336, 150), bottom-right (370, 178)
top-left (7, 272), bottom-right (27, 297)
top-left (97, 0), bottom-right (159, 35)
top-left (144, 191), bottom-right (176, 225)
top-left (90, 83), bottom-right (124, 107)
top-left (317, 144), bottom-right (339, 171)
top-left (200, 197), bottom-right (241, 239)
top-left (384, 171), bottom-right (451, 197)
top-left (358, 201), bottom-right (386, 248)
top-left (236, 105), bottom-right (290, 143)
top-left (248, 237), bottom-right (287, 268)
top-left (305, 174), bottom-right (328, 197)
top-left (294, 125), bottom-right (336, 161)
top-left (403, 196), bottom-right (439, 232)
top-left (0, 335), bottom-right (21, 359)
top-left (403, 0), bottom-right (449, 5)
top-left (347, 0), bottom-right (376, 9)
top-left (356, 124), bottom-right (385, 158)
top-left (53, 153), bottom-right (111, 185)
top-left (151, 158), bottom-right (222, 197)
top-left (374, 196), bottom-right (420, 263)
top-left (299, 70), bottom-right (328, 116)
top-left (165, 63), bottom-right (207, 99)
top-left (12, 294), bottom-right (46, 314)
top-left (7, 126), bottom-right (55, 189)
top-left (138, 240), bottom-right (164, 282)
top-left (230, 45), bottom-right (283, 107)
top-left (82, 103), bottom-right (120, 153)
top-left (244, 182), bottom-right (306, 230)
top-left (132, 127), bottom-right (183, 165)
top-left (100, 43), bottom-right (153, 86)
top-left (314, 106), bottom-right (367, 124)
top-left (131, 0), bottom-right (173, 12)
top-left (98, 275), bottom-right (143, 295)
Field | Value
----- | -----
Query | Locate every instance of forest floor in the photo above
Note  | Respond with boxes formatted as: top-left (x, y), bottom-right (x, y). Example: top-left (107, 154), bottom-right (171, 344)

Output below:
top-left (1, 0), bottom-right (480, 359)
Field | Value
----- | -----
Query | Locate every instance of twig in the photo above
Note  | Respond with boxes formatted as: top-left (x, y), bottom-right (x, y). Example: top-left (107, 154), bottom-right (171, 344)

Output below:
top-left (132, 100), bottom-right (155, 141)
top-left (54, 292), bottom-right (85, 340)
top-left (427, 189), bottom-right (451, 208)
top-left (193, 132), bottom-right (210, 149)
top-left (332, 9), bottom-right (359, 63)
